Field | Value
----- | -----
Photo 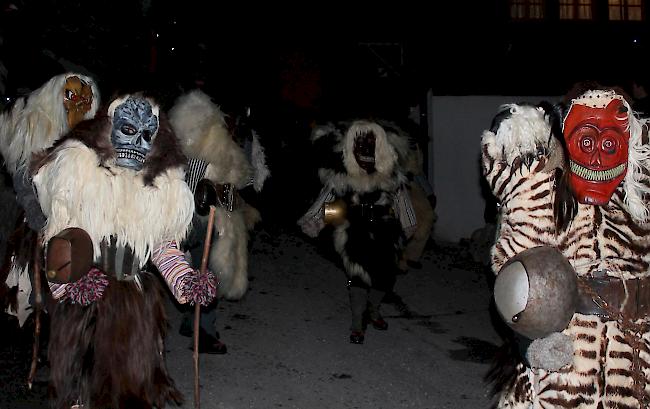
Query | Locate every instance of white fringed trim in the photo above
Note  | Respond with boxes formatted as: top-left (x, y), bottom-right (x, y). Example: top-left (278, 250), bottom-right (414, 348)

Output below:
top-left (481, 130), bottom-right (500, 161)
top-left (492, 104), bottom-right (552, 165)
top-left (33, 140), bottom-right (194, 266)
top-left (314, 120), bottom-right (408, 195)
top-left (311, 123), bottom-right (339, 142)
top-left (0, 72), bottom-right (99, 174)
top-left (319, 167), bottom-right (405, 195)
top-left (567, 89), bottom-right (624, 110)
top-left (169, 89), bottom-right (252, 187)
top-left (622, 111), bottom-right (650, 222)
top-left (251, 132), bottom-right (270, 192)
top-left (333, 221), bottom-right (372, 285)
top-left (342, 120), bottom-right (398, 177)
top-left (208, 208), bottom-right (249, 300)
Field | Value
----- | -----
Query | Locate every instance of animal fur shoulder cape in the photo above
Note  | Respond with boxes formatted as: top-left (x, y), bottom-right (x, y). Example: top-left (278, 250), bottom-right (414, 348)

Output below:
top-left (169, 89), bottom-right (252, 188)
top-left (169, 89), bottom-right (255, 300)
top-left (32, 138), bottom-right (194, 266)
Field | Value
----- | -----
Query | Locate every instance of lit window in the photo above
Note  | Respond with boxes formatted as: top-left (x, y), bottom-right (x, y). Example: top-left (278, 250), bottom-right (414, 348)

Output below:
top-left (609, 0), bottom-right (644, 20)
top-left (510, 0), bottom-right (545, 19)
top-left (560, 0), bottom-right (593, 19)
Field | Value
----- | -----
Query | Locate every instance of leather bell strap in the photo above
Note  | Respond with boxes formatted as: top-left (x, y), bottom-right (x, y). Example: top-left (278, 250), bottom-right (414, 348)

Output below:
top-left (576, 275), bottom-right (650, 321)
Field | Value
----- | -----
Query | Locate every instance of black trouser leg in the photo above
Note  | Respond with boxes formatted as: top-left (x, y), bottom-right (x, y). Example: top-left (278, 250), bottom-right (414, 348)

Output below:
top-left (348, 285), bottom-right (368, 332)
top-left (367, 288), bottom-right (385, 321)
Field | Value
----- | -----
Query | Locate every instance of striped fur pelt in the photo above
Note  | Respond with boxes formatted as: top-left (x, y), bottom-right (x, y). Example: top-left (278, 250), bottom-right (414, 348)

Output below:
top-left (0, 72), bottom-right (99, 175)
top-left (48, 272), bottom-right (183, 409)
top-left (312, 120), bottom-right (409, 288)
top-left (482, 102), bottom-right (650, 408)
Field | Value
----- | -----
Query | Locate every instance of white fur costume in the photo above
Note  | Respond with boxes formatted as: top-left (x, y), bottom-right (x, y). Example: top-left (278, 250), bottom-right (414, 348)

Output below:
top-left (30, 94), bottom-right (204, 409)
top-left (0, 72), bottom-right (99, 327)
top-left (0, 72), bottom-right (99, 175)
top-left (33, 139), bottom-right (193, 265)
top-left (170, 89), bottom-right (259, 300)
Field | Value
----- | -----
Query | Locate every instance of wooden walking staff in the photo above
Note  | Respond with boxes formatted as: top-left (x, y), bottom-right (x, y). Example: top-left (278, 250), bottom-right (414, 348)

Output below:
top-left (28, 233), bottom-right (43, 389)
top-left (194, 205), bottom-right (216, 409)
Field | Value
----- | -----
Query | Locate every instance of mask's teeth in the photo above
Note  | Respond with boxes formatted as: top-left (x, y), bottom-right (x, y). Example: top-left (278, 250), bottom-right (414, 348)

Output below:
top-left (116, 149), bottom-right (146, 163)
top-left (570, 161), bottom-right (625, 181)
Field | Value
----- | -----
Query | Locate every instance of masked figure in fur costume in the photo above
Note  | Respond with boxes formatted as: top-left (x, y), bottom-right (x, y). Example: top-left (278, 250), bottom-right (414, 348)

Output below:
top-left (298, 119), bottom-right (415, 344)
top-left (169, 89), bottom-right (263, 354)
top-left (0, 72), bottom-right (98, 327)
top-left (30, 93), bottom-right (217, 409)
top-left (482, 86), bottom-right (650, 408)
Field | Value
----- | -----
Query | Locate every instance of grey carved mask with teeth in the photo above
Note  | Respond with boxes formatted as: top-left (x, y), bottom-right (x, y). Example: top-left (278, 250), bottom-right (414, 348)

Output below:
top-left (110, 96), bottom-right (159, 171)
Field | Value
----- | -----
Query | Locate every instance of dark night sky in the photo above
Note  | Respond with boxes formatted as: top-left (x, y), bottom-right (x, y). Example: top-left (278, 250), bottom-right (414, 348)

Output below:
top-left (2, 0), bottom-right (650, 225)
top-left (2, 0), bottom-right (650, 116)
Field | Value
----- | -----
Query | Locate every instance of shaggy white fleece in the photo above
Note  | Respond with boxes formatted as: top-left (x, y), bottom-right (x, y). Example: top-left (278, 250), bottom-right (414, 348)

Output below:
top-left (0, 73), bottom-right (99, 174)
top-left (33, 140), bottom-right (194, 266)
top-left (485, 104), bottom-right (553, 168)
top-left (170, 90), bottom-right (261, 300)
top-left (208, 208), bottom-right (250, 300)
top-left (169, 89), bottom-right (252, 188)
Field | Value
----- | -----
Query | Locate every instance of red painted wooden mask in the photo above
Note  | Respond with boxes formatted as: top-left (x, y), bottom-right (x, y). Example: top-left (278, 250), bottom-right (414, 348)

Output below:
top-left (563, 91), bottom-right (630, 205)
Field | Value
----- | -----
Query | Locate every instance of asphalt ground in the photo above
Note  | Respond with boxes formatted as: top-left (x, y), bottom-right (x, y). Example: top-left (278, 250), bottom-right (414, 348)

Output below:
top-left (0, 229), bottom-right (504, 409)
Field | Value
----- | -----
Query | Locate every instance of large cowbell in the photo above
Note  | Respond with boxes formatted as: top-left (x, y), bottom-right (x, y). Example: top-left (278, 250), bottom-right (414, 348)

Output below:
top-left (111, 96), bottom-right (159, 171)
top-left (493, 246), bottom-right (578, 339)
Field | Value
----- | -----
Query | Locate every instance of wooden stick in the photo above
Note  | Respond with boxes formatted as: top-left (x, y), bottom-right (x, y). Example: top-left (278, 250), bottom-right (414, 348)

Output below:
top-left (194, 206), bottom-right (216, 409)
top-left (28, 233), bottom-right (42, 389)
top-left (193, 299), bottom-right (200, 409)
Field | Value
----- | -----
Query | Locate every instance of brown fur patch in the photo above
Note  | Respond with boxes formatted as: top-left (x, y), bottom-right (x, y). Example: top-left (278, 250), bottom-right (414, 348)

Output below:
top-left (29, 101), bottom-right (187, 186)
top-left (142, 112), bottom-right (187, 186)
top-left (48, 272), bottom-right (183, 409)
top-left (30, 111), bottom-right (116, 175)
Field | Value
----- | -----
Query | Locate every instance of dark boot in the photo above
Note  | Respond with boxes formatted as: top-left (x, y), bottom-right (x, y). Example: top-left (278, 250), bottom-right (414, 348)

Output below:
top-left (196, 329), bottom-right (228, 354)
top-left (179, 314), bottom-right (193, 337)
top-left (348, 286), bottom-right (368, 344)
top-left (181, 316), bottom-right (228, 354)
top-left (367, 288), bottom-right (388, 330)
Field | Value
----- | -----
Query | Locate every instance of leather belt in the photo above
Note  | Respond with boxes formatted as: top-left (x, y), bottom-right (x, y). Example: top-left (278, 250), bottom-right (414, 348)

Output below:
top-left (348, 204), bottom-right (391, 223)
top-left (576, 274), bottom-right (650, 321)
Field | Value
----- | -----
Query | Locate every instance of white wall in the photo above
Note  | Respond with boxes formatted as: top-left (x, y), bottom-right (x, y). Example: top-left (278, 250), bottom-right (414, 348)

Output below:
top-left (427, 93), bottom-right (559, 242)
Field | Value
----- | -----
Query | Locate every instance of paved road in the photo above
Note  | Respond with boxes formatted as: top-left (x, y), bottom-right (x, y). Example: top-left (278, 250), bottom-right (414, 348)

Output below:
top-left (0, 229), bottom-right (504, 409)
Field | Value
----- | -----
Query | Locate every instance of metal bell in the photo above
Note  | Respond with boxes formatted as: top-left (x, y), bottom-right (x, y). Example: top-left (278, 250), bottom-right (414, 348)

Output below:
top-left (493, 246), bottom-right (578, 339)
top-left (323, 198), bottom-right (347, 226)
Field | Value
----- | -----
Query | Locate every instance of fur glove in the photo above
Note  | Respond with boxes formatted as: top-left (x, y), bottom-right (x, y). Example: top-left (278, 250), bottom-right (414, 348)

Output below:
top-left (152, 240), bottom-right (219, 305)
top-left (180, 270), bottom-right (218, 306)
top-left (64, 267), bottom-right (110, 306)
top-left (526, 332), bottom-right (574, 371)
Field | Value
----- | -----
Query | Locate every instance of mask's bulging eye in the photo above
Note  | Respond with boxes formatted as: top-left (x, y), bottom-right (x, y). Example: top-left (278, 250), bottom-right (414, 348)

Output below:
top-left (121, 125), bottom-right (137, 136)
top-left (65, 89), bottom-right (76, 100)
top-left (602, 137), bottom-right (617, 154)
top-left (580, 135), bottom-right (595, 153)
